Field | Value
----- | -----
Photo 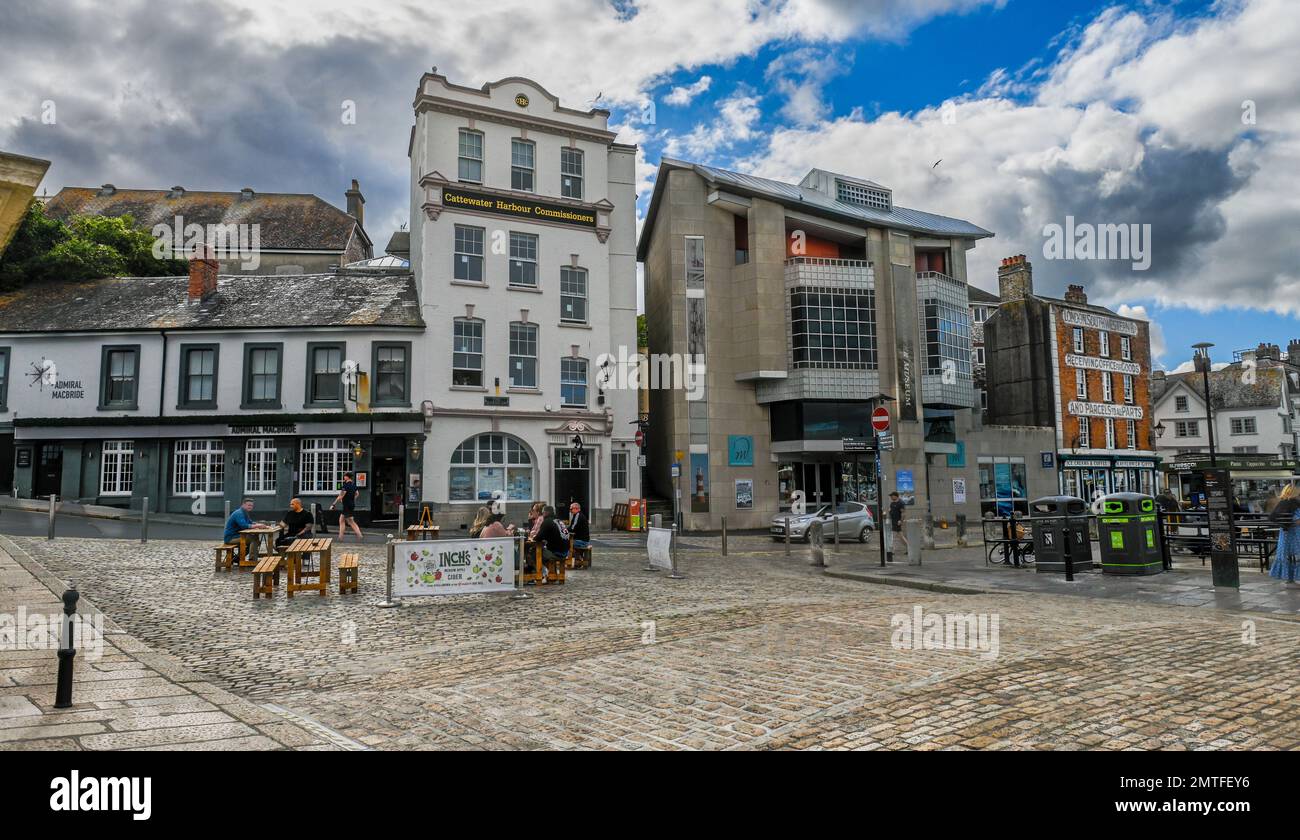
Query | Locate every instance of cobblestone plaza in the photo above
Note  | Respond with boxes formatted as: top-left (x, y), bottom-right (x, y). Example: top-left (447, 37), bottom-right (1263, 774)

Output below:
top-left (3, 533), bottom-right (1297, 751)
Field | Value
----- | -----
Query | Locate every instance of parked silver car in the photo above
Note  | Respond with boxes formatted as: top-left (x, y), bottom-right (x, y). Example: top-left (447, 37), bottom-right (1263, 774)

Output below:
top-left (770, 501), bottom-right (875, 543)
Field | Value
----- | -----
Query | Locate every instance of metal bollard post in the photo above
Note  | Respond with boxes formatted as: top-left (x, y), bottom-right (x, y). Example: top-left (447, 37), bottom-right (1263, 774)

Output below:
top-left (47, 494), bottom-right (56, 541)
top-left (810, 520), bottom-right (826, 569)
top-left (376, 536), bottom-right (400, 608)
top-left (721, 515), bottom-right (728, 556)
top-left (54, 586), bottom-right (79, 708)
top-left (1064, 531), bottom-right (1075, 582)
top-left (224, 499), bottom-right (232, 524)
top-left (311, 503), bottom-right (319, 534)
top-left (511, 532), bottom-right (532, 600)
top-left (1158, 509), bottom-right (1172, 571)
top-left (784, 516), bottom-right (791, 556)
top-left (398, 504), bottom-right (405, 537)
top-left (141, 497), bottom-right (149, 544)
top-left (667, 525), bottom-right (685, 579)
top-left (833, 516), bottom-right (840, 551)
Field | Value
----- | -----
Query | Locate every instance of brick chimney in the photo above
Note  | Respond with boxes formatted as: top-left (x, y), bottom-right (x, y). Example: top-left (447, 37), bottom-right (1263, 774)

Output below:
top-left (997, 254), bottom-right (1032, 302)
top-left (345, 178), bottom-right (365, 229)
top-left (1256, 342), bottom-right (1281, 362)
top-left (1064, 284), bottom-right (1088, 304)
top-left (188, 253), bottom-right (218, 302)
top-left (1287, 340), bottom-right (1300, 364)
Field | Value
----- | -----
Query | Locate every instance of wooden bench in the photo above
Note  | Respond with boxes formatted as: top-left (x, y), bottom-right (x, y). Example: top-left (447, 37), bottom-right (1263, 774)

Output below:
top-left (213, 543), bottom-right (238, 572)
top-left (338, 553), bottom-right (359, 595)
top-left (521, 541), bottom-right (565, 585)
top-left (252, 555), bottom-right (282, 599)
top-left (566, 536), bottom-right (592, 570)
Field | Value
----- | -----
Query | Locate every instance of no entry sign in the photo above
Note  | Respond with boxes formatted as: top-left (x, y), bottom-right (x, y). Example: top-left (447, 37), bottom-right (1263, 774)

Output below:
top-left (871, 407), bottom-right (891, 433)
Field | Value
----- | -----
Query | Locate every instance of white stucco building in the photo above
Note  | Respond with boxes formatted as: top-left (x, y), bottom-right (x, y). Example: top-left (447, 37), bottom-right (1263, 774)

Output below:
top-left (408, 72), bottom-right (640, 530)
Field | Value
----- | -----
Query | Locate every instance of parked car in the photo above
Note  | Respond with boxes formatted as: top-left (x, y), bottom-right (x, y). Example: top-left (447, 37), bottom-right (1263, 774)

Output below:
top-left (771, 502), bottom-right (875, 543)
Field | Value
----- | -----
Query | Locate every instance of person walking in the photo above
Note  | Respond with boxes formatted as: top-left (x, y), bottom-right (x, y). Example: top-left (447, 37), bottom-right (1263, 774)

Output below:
top-left (330, 472), bottom-right (364, 542)
top-left (888, 491), bottom-right (909, 561)
top-left (1269, 484), bottom-right (1300, 584)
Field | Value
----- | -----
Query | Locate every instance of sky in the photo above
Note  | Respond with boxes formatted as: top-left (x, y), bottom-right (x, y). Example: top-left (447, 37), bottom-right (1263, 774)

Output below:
top-left (2, 0), bottom-right (1298, 371)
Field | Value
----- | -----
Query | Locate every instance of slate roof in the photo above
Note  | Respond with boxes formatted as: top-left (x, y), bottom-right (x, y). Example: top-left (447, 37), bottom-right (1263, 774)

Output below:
top-left (967, 285), bottom-right (1000, 303)
top-left (0, 270), bottom-right (423, 333)
top-left (45, 187), bottom-right (367, 252)
top-left (1153, 362), bottom-right (1292, 410)
top-left (637, 158), bottom-right (993, 259)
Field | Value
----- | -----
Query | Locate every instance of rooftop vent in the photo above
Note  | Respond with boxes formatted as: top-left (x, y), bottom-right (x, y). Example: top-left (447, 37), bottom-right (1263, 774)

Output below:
top-left (98, 183), bottom-right (116, 197)
top-left (798, 169), bottom-right (893, 212)
top-left (168, 185), bottom-right (185, 199)
top-left (240, 187), bottom-right (255, 200)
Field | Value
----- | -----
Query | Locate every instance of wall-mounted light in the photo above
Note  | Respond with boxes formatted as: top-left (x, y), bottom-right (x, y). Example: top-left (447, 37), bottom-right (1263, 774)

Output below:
top-left (352, 440), bottom-right (365, 459)
top-left (410, 438), bottom-right (422, 460)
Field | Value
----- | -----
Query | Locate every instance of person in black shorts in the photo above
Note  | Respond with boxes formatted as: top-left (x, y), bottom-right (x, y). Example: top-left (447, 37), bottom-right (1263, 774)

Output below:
top-left (275, 498), bottom-right (315, 547)
top-left (330, 472), bottom-right (364, 542)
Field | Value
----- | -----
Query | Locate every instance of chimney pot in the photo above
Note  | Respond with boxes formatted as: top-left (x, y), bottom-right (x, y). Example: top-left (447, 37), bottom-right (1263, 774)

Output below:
top-left (1065, 284), bottom-right (1088, 304)
top-left (997, 254), bottom-right (1033, 302)
top-left (345, 179), bottom-right (365, 229)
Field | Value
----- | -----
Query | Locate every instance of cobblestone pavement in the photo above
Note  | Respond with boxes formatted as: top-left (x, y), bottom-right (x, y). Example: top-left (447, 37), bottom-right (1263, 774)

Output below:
top-left (0, 539), bottom-right (348, 751)
top-left (4, 533), bottom-right (1299, 750)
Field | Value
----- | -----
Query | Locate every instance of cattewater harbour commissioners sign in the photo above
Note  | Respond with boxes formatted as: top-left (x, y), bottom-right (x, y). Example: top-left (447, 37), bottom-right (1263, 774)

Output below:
top-left (442, 187), bottom-right (597, 228)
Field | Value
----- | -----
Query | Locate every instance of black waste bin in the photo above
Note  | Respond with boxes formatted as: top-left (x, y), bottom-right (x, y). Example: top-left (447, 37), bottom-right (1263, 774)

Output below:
top-left (1097, 493), bottom-right (1163, 575)
top-left (1030, 495), bottom-right (1092, 574)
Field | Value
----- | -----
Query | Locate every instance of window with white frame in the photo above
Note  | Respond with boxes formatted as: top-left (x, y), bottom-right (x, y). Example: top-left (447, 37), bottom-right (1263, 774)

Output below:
top-left (560, 357), bottom-right (588, 407)
top-left (1175, 420), bottom-right (1199, 437)
top-left (100, 440), bottom-right (134, 496)
top-left (1121, 336), bottom-right (1132, 360)
top-left (1102, 372), bottom-right (1113, 402)
top-left (561, 147), bottom-right (583, 199)
top-left (611, 451), bottom-right (629, 491)
top-left (560, 266), bottom-right (587, 323)
top-left (299, 438), bottom-right (353, 494)
top-left (1175, 395), bottom-right (1189, 412)
top-left (1072, 327), bottom-right (1084, 353)
top-left (452, 318), bottom-right (484, 386)
top-left (244, 438), bottom-right (277, 495)
top-left (1126, 419), bottom-right (1137, 450)
top-left (511, 139), bottom-right (535, 192)
top-left (458, 129), bottom-right (483, 183)
top-left (1105, 418), bottom-right (1116, 449)
top-left (1078, 419), bottom-right (1091, 447)
top-left (509, 232), bottom-right (538, 287)
top-left (454, 225), bottom-right (485, 283)
top-left (174, 439), bottom-right (224, 495)
top-left (1099, 331), bottom-right (1110, 357)
top-left (1076, 370), bottom-right (1088, 400)
top-left (1123, 374), bottom-right (1134, 404)
top-left (1230, 417), bottom-right (1257, 435)
top-left (509, 322), bottom-right (538, 388)
top-left (449, 434), bottom-right (533, 502)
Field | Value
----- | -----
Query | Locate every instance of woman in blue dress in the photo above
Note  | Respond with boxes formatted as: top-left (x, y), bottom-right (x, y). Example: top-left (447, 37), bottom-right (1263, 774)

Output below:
top-left (1270, 485), bottom-right (1299, 583)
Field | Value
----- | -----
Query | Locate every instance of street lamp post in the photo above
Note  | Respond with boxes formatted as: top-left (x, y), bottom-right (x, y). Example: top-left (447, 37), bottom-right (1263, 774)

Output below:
top-left (1193, 342), bottom-right (1217, 467)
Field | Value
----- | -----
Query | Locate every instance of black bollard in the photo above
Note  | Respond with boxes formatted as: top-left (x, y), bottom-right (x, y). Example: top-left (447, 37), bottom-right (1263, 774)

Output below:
top-left (1063, 532), bottom-right (1075, 582)
top-left (54, 587), bottom-right (79, 708)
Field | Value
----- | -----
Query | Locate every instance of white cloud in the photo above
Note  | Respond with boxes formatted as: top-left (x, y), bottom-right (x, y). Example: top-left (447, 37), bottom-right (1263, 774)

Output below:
top-left (663, 90), bottom-right (763, 159)
top-left (664, 76), bottom-right (712, 106)
top-left (1115, 303), bottom-right (1166, 363)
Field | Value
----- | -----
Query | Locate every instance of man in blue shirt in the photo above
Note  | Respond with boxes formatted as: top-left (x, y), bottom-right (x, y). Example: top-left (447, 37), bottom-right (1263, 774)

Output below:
top-left (223, 498), bottom-right (257, 544)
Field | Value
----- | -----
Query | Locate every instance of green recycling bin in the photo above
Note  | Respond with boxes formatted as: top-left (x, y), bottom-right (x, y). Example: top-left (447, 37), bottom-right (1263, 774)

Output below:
top-left (1030, 495), bottom-right (1092, 574)
top-left (1097, 493), bottom-right (1164, 575)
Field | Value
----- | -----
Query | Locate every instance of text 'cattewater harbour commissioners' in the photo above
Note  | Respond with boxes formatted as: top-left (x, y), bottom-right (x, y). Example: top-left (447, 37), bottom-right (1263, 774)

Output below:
top-left (441, 186), bottom-right (597, 227)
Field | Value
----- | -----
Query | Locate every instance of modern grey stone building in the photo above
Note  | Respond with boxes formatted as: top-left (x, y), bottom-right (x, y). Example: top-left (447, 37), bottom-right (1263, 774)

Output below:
top-left (637, 158), bottom-right (1013, 531)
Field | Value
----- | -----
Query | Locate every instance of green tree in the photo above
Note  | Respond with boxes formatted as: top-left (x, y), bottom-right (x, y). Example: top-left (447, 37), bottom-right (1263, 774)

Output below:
top-left (637, 313), bottom-right (648, 348)
top-left (0, 202), bottom-right (185, 289)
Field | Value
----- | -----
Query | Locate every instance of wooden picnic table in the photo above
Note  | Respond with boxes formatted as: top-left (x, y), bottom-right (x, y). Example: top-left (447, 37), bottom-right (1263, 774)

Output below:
top-left (239, 525), bottom-right (282, 569)
top-left (405, 524), bottom-right (440, 540)
top-left (284, 537), bottom-right (333, 598)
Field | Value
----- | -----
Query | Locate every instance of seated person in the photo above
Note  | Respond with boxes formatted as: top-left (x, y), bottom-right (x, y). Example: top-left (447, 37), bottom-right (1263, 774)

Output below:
top-left (223, 498), bottom-right (257, 545)
top-left (276, 498), bottom-right (315, 547)
top-left (534, 506), bottom-right (570, 569)
top-left (567, 502), bottom-right (591, 548)
top-left (480, 512), bottom-right (512, 539)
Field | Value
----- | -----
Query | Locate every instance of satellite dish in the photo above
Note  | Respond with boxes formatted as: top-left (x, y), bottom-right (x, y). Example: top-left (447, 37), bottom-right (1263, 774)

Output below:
top-left (341, 359), bottom-right (359, 385)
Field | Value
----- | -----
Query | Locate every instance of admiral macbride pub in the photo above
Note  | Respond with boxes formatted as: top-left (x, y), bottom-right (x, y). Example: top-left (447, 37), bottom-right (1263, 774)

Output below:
top-left (0, 256), bottom-right (427, 522)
